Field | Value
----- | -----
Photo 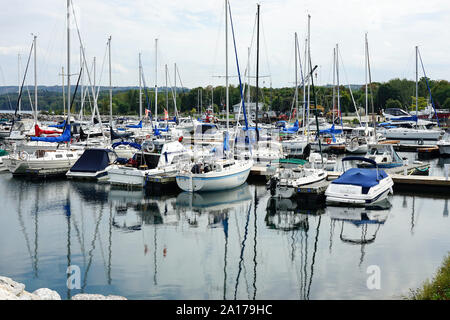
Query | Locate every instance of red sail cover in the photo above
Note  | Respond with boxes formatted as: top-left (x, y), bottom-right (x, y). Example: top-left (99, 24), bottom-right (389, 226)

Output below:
top-left (34, 124), bottom-right (62, 137)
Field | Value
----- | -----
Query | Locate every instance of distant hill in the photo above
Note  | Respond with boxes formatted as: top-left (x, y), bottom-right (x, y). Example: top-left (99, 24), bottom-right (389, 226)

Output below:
top-left (0, 85), bottom-right (190, 95)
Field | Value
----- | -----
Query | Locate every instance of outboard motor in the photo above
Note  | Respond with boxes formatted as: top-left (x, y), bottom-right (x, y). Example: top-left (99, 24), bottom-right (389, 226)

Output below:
top-left (267, 176), bottom-right (279, 196)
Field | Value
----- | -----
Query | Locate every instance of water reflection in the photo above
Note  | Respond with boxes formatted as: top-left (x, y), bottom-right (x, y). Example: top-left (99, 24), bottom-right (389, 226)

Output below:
top-left (327, 200), bottom-right (391, 266)
top-left (2, 173), bottom-right (449, 300)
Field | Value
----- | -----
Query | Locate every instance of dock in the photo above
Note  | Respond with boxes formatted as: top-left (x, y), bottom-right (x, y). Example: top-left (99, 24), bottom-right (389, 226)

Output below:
top-left (144, 173), bottom-right (180, 195)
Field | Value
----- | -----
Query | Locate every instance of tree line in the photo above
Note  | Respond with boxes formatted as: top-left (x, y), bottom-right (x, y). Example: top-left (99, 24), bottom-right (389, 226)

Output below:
top-left (1, 77), bottom-right (449, 116)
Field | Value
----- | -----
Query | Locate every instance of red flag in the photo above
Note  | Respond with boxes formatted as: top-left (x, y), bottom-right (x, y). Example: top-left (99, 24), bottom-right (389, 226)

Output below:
top-left (164, 109), bottom-right (168, 120)
top-left (145, 109), bottom-right (150, 117)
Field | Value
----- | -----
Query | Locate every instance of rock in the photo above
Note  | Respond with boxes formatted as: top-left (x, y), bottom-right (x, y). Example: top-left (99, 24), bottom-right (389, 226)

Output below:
top-left (17, 291), bottom-right (40, 300)
top-left (71, 294), bottom-right (127, 300)
top-left (0, 287), bottom-right (19, 300)
top-left (0, 276), bottom-right (25, 296)
top-left (32, 288), bottom-right (61, 300)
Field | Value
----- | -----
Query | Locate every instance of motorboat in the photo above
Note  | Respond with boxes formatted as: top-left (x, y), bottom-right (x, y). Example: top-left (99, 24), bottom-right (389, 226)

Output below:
top-left (66, 148), bottom-right (121, 181)
top-left (267, 165), bottom-right (327, 198)
top-left (358, 144), bottom-right (403, 168)
top-left (108, 139), bottom-right (188, 187)
top-left (325, 156), bottom-right (394, 206)
top-left (307, 152), bottom-right (337, 171)
top-left (383, 124), bottom-right (443, 141)
top-left (346, 127), bottom-right (381, 154)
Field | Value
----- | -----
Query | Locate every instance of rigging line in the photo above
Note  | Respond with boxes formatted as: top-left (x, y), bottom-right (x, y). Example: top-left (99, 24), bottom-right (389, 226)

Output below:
top-left (418, 49), bottom-right (440, 127)
top-left (338, 46), bottom-right (361, 124)
top-left (260, 14), bottom-right (272, 86)
top-left (14, 40), bottom-right (34, 118)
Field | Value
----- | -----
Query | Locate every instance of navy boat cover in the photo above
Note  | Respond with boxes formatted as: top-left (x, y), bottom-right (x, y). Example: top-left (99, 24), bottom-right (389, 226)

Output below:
top-left (331, 168), bottom-right (387, 188)
top-left (70, 149), bottom-right (111, 173)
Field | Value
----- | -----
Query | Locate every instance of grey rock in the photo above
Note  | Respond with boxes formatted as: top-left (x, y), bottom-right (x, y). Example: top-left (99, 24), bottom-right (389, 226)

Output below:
top-left (0, 287), bottom-right (19, 300)
top-left (33, 288), bottom-right (61, 300)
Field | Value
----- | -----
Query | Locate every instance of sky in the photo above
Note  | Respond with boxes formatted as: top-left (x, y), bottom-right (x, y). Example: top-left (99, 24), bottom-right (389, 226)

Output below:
top-left (0, 0), bottom-right (449, 89)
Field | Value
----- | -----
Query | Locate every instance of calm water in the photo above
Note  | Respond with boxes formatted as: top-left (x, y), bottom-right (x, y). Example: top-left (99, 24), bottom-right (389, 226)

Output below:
top-left (0, 172), bottom-right (449, 300)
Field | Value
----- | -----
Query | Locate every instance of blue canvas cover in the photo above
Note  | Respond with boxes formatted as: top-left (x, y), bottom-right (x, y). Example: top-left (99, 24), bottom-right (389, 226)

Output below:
top-left (331, 168), bottom-right (387, 189)
top-left (126, 120), bottom-right (142, 129)
top-left (49, 120), bottom-right (66, 128)
top-left (30, 125), bottom-right (71, 143)
top-left (70, 149), bottom-right (111, 173)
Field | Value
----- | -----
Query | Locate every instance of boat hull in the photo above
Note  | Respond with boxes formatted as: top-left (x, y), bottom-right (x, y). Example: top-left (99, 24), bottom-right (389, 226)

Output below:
top-left (176, 161), bottom-right (252, 192)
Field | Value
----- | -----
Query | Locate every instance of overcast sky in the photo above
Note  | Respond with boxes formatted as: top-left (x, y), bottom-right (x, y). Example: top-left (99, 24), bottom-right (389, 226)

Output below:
top-left (0, 0), bottom-right (449, 89)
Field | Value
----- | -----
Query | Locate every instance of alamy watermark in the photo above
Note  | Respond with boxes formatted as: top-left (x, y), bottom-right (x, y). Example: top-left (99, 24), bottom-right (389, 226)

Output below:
top-left (366, 265), bottom-right (381, 290)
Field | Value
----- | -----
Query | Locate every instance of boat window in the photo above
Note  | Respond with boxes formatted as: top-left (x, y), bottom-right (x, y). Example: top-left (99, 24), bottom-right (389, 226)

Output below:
top-left (55, 154), bottom-right (63, 159)
top-left (67, 154), bottom-right (73, 157)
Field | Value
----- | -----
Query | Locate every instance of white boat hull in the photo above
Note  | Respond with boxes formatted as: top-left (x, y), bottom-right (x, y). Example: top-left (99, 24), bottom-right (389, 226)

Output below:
top-left (325, 176), bottom-right (394, 207)
top-left (176, 161), bottom-right (252, 192)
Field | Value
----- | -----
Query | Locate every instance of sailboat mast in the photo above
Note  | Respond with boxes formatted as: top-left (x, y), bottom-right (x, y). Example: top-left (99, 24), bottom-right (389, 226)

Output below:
top-left (174, 63), bottom-right (177, 113)
top-left (34, 35), bottom-right (37, 123)
top-left (415, 45), bottom-right (418, 126)
top-left (255, 3), bottom-right (260, 141)
top-left (67, 0), bottom-right (70, 123)
top-left (336, 43), bottom-right (341, 130)
top-left (18, 54), bottom-right (21, 114)
top-left (165, 64), bottom-right (168, 120)
top-left (365, 33), bottom-right (368, 125)
top-left (155, 38), bottom-right (158, 121)
top-left (295, 32), bottom-right (298, 122)
top-left (108, 36), bottom-right (112, 127)
top-left (247, 47), bottom-right (250, 106)
top-left (332, 47), bottom-right (336, 124)
top-left (139, 53), bottom-right (142, 119)
top-left (225, 0), bottom-right (229, 130)
top-left (306, 14), bottom-right (311, 143)
top-left (79, 46), bottom-right (83, 120)
top-left (61, 67), bottom-right (65, 117)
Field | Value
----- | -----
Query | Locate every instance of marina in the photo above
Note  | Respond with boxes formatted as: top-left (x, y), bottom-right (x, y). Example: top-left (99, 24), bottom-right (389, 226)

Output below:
top-left (0, 0), bottom-right (450, 303)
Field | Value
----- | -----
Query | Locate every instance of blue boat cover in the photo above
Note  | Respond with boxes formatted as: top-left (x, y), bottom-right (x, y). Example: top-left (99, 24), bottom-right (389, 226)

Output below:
top-left (281, 120), bottom-right (299, 133)
top-left (331, 168), bottom-right (387, 188)
top-left (112, 141), bottom-right (142, 150)
top-left (30, 125), bottom-right (71, 143)
top-left (126, 120), bottom-right (142, 129)
top-left (70, 149), bottom-right (111, 173)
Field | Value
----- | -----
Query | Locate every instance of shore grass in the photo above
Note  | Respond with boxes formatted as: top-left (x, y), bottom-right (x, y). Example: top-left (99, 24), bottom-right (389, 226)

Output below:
top-left (408, 253), bottom-right (450, 300)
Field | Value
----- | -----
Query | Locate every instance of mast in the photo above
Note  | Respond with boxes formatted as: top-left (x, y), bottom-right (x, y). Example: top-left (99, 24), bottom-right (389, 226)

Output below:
top-left (67, 0), bottom-right (70, 123)
top-left (247, 47), bottom-right (251, 107)
top-left (108, 36), bottom-right (112, 127)
top-left (365, 33), bottom-right (368, 126)
top-left (165, 63), bottom-right (168, 121)
top-left (294, 32), bottom-right (298, 123)
top-left (225, 0), bottom-right (229, 130)
top-left (61, 67), bottom-right (65, 117)
top-left (18, 54), bottom-right (21, 114)
top-left (302, 38), bottom-right (307, 136)
top-left (155, 38), bottom-right (158, 121)
top-left (336, 43), bottom-right (342, 130)
top-left (33, 35), bottom-right (37, 123)
top-left (139, 53), bottom-right (142, 119)
top-left (306, 15), bottom-right (311, 142)
top-left (415, 45), bottom-right (418, 126)
top-left (174, 63), bottom-right (177, 116)
top-left (332, 47), bottom-right (336, 125)
top-left (255, 3), bottom-right (260, 141)
top-left (79, 46), bottom-right (83, 120)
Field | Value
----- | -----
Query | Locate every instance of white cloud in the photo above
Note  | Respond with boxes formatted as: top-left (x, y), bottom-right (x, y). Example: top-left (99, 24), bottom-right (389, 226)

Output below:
top-left (0, 0), bottom-right (449, 88)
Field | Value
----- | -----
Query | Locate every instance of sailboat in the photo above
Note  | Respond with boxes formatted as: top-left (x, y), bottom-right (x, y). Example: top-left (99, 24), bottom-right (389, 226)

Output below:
top-left (384, 46), bottom-right (443, 141)
top-left (176, 0), bottom-right (253, 193)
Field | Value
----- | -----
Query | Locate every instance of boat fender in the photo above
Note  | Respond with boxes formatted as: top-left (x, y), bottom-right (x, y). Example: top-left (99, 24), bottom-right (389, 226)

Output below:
top-left (19, 150), bottom-right (29, 161)
top-left (144, 142), bottom-right (155, 153)
top-left (326, 138), bottom-right (332, 144)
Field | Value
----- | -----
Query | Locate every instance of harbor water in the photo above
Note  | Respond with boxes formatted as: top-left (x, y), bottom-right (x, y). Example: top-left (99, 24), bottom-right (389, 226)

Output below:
top-left (0, 172), bottom-right (448, 300)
